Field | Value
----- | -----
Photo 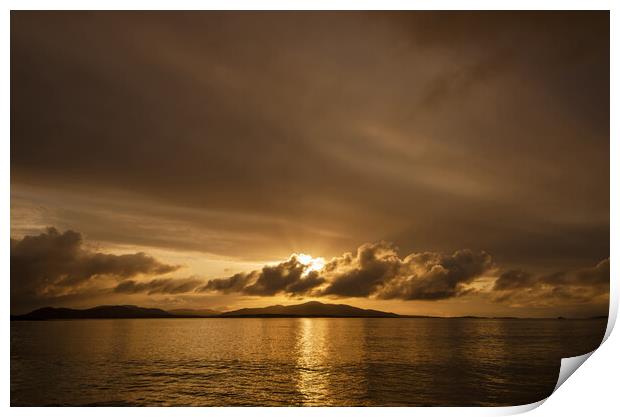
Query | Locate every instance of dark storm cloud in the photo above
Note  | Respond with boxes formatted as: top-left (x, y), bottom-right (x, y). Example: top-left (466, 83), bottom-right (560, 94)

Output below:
top-left (320, 242), bottom-right (402, 297)
top-left (492, 259), bottom-right (609, 305)
top-left (201, 240), bottom-right (609, 309)
top-left (285, 272), bottom-right (326, 295)
top-left (199, 242), bottom-right (606, 309)
top-left (114, 277), bottom-right (203, 295)
top-left (10, 225), bottom-right (608, 315)
top-left (200, 256), bottom-right (326, 296)
top-left (201, 242), bottom-right (492, 301)
top-left (541, 259), bottom-right (609, 287)
top-left (10, 11), bottom-right (609, 269)
top-left (11, 227), bottom-right (180, 310)
top-left (199, 272), bottom-right (257, 294)
top-left (320, 242), bottom-right (493, 300)
top-left (378, 249), bottom-right (493, 300)
top-left (244, 258), bottom-right (327, 296)
top-left (492, 270), bottom-right (535, 291)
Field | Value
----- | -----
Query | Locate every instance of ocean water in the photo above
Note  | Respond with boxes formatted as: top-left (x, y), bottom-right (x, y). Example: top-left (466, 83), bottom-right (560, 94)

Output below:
top-left (11, 317), bottom-right (606, 406)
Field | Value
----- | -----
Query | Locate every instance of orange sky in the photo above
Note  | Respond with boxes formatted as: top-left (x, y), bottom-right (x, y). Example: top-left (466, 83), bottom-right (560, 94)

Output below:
top-left (10, 11), bottom-right (609, 317)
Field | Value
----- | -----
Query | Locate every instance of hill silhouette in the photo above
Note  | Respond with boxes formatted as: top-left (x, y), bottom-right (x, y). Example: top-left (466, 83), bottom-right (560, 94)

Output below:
top-left (220, 301), bottom-right (399, 317)
top-left (12, 301), bottom-right (400, 320)
top-left (12, 302), bottom-right (607, 320)
top-left (12, 305), bottom-right (173, 320)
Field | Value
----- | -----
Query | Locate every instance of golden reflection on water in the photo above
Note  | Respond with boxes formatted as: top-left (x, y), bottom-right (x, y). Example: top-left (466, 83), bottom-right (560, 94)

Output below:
top-left (295, 318), bottom-right (331, 405)
top-left (11, 318), bottom-right (607, 406)
top-left (294, 318), bottom-right (369, 405)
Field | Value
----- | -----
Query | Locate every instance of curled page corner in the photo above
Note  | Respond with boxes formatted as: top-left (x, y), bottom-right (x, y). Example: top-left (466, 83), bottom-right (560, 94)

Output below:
top-left (500, 398), bottom-right (548, 415)
top-left (554, 351), bottom-right (595, 392)
top-left (603, 295), bottom-right (617, 343)
top-left (550, 288), bottom-right (619, 396)
top-left (500, 318), bottom-right (612, 416)
top-left (499, 350), bottom-right (597, 415)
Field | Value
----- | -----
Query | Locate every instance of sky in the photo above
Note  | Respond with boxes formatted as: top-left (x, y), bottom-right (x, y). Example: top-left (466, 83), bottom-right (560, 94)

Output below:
top-left (10, 11), bottom-right (609, 317)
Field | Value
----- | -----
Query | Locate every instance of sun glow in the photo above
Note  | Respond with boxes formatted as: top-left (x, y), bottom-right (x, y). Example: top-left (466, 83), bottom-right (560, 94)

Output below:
top-left (296, 253), bottom-right (326, 275)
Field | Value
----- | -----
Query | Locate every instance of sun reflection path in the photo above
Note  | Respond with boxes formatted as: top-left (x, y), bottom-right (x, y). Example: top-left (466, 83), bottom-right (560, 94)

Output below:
top-left (295, 318), bottom-right (332, 405)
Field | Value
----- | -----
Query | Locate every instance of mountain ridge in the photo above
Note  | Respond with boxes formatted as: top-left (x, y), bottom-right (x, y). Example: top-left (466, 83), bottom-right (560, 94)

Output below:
top-left (12, 301), bottom-right (400, 320)
top-left (12, 305), bottom-right (173, 320)
top-left (221, 301), bottom-right (400, 317)
top-left (10, 302), bottom-right (609, 321)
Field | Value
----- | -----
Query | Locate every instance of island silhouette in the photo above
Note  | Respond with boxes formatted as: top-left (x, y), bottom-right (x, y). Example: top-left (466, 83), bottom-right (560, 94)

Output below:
top-left (11, 301), bottom-right (607, 320)
top-left (12, 301), bottom-right (403, 320)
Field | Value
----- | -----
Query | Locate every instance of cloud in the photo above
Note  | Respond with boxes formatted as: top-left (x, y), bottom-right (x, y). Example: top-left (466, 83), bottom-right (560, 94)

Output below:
top-left (249, 257), bottom-right (329, 296)
top-left (11, 227), bottom-right (180, 310)
top-left (11, 227), bottom-right (609, 315)
top-left (199, 272), bottom-right (257, 293)
top-left (285, 272), bottom-right (325, 295)
top-left (109, 245), bottom-right (608, 309)
top-left (11, 12), bottom-right (609, 269)
top-left (114, 277), bottom-right (203, 295)
top-left (492, 259), bottom-right (609, 306)
top-left (320, 242), bottom-right (402, 297)
top-left (377, 249), bottom-right (493, 300)
top-left (199, 255), bottom-right (326, 296)
top-left (492, 269), bottom-right (535, 291)
top-left (200, 242), bottom-right (607, 308)
top-left (319, 242), bottom-right (493, 300)
top-left (201, 242), bottom-right (492, 301)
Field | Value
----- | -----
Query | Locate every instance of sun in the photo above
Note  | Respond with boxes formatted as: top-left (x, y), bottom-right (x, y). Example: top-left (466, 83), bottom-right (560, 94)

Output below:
top-left (296, 253), bottom-right (326, 275)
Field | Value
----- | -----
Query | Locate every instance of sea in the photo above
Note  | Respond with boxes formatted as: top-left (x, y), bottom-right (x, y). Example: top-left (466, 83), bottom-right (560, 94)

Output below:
top-left (10, 317), bottom-right (607, 406)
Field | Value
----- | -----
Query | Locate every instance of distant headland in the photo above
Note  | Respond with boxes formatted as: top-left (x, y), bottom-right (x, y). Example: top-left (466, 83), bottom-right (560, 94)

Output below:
top-left (10, 301), bottom-right (609, 321)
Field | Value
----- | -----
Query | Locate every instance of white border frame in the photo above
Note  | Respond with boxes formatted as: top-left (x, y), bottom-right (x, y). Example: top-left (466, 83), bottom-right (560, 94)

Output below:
top-left (2, 2), bottom-right (616, 416)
